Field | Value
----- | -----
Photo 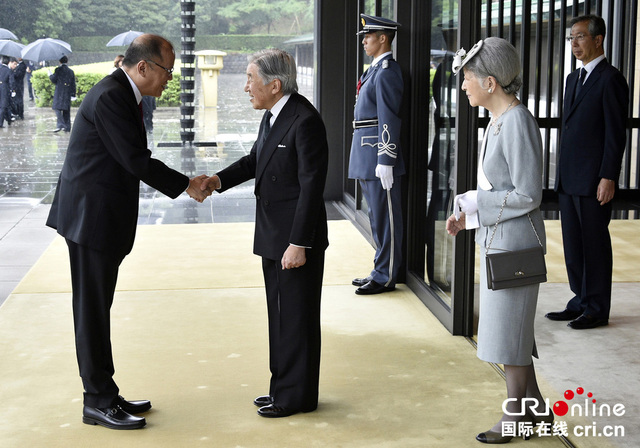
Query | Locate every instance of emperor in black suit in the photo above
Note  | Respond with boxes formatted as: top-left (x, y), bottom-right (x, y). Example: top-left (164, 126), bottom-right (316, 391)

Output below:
top-left (549, 15), bottom-right (629, 330)
top-left (203, 49), bottom-right (329, 418)
top-left (46, 34), bottom-right (210, 429)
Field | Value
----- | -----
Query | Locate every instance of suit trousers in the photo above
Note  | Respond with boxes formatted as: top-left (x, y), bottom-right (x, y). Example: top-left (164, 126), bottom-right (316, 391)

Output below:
top-left (359, 178), bottom-right (403, 287)
top-left (261, 249), bottom-right (324, 411)
top-left (66, 239), bottom-right (123, 408)
top-left (55, 108), bottom-right (71, 131)
top-left (558, 192), bottom-right (613, 319)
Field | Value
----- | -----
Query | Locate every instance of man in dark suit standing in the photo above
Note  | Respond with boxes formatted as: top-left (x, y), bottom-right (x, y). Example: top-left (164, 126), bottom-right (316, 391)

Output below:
top-left (11, 58), bottom-right (27, 120)
top-left (202, 49), bottom-right (329, 418)
top-left (46, 34), bottom-right (210, 430)
top-left (0, 56), bottom-right (13, 128)
top-left (547, 15), bottom-right (629, 330)
top-left (48, 55), bottom-right (76, 132)
top-left (349, 14), bottom-right (405, 295)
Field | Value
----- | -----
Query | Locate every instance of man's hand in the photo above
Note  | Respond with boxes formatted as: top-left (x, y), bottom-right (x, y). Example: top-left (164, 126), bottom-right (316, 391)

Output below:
top-left (446, 213), bottom-right (466, 236)
top-left (201, 175), bottom-right (221, 194)
top-left (281, 245), bottom-right (306, 270)
top-left (597, 178), bottom-right (615, 205)
top-left (187, 175), bottom-right (211, 203)
top-left (375, 164), bottom-right (394, 190)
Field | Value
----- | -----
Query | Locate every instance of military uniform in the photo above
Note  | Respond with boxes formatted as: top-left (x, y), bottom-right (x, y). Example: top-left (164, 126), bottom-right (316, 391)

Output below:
top-left (50, 61), bottom-right (76, 132)
top-left (348, 14), bottom-right (404, 291)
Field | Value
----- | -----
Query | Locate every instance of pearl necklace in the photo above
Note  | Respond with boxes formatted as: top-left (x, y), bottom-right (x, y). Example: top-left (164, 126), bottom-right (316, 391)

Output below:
top-left (489, 97), bottom-right (517, 135)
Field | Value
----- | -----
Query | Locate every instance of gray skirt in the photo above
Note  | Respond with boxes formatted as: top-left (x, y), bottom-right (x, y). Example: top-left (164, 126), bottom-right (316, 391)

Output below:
top-left (477, 247), bottom-right (539, 366)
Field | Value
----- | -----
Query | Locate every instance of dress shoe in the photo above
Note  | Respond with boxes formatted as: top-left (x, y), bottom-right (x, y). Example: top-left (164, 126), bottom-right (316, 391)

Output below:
top-left (568, 314), bottom-right (608, 330)
top-left (116, 395), bottom-right (152, 414)
top-left (355, 280), bottom-right (395, 295)
top-left (53, 128), bottom-right (62, 133)
top-left (352, 276), bottom-right (372, 287)
top-left (253, 395), bottom-right (274, 407)
top-left (82, 405), bottom-right (146, 430)
top-left (545, 308), bottom-right (581, 321)
top-left (257, 404), bottom-right (298, 418)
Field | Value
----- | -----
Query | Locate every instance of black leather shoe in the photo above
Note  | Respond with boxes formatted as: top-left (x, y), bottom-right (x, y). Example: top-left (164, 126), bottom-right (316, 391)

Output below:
top-left (257, 404), bottom-right (298, 418)
top-left (52, 128), bottom-right (62, 133)
top-left (355, 280), bottom-right (395, 295)
top-left (352, 276), bottom-right (372, 287)
top-left (82, 406), bottom-right (146, 430)
top-left (545, 308), bottom-right (582, 321)
top-left (254, 395), bottom-right (273, 407)
top-left (116, 395), bottom-right (152, 414)
top-left (568, 314), bottom-right (608, 330)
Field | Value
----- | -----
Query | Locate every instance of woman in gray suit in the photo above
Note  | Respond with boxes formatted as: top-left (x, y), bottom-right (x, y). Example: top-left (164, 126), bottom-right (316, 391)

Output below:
top-left (446, 37), bottom-right (552, 444)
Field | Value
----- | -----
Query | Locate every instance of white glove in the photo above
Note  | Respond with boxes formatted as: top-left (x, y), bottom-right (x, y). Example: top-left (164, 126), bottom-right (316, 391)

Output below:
top-left (375, 164), bottom-right (394, 190)
top-left (453, 190), bottom-right (478, 220)
top-left (71, 96), bottom-right (77, 101)
top-left (47, 69), bottom-right (52, 76)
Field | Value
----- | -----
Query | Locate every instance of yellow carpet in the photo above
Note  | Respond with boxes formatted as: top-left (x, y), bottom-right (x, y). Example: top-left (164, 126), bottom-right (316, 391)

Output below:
top-left (2, 221), bottom-right (570, 447)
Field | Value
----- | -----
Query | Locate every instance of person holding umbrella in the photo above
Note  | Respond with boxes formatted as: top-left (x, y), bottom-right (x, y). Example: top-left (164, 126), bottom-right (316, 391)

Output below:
top-left (48, 55), bottom-right (76, 132)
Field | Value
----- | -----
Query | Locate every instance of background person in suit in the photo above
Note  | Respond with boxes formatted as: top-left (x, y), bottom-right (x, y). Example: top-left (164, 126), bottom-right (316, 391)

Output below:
top-left (202, 49), bottom-right (329, 418)
top-left (349, 14), bottom-right (405, 295)
top-left (0, 56), bottom-right (13, 128)
top-left (11, 58), bottom-right (27, 119)
top-left (446, 37), bottom-right (551, 444)
top-left (48, 55), bottom-right (76, 132)
top-left (46, 34), bottom-right (210, 430)
top-left (546, 15), bottom-right (629, 330)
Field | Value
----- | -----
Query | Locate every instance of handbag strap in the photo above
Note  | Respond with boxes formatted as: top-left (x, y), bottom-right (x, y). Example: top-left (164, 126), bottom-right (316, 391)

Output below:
top-left (486, 190), bottom-right (543, 252)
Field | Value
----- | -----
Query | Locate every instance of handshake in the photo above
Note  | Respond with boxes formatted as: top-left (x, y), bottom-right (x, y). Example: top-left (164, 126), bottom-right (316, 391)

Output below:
top-left (185, 174), bottom-right (221, 203)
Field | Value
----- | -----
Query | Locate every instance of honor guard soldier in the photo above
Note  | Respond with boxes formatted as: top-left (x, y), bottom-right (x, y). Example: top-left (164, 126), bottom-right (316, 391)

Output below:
top-left (349, 14), bottom-right (405, 295)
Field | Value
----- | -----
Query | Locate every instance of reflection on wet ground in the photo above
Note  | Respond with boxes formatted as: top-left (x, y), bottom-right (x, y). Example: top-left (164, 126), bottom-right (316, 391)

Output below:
top-left (0, 73), bottom-right (314, 224)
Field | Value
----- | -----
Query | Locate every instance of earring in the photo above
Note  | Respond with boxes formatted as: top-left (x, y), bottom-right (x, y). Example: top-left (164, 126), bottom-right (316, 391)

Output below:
top-left (488, 88), bottom-right (493, 93)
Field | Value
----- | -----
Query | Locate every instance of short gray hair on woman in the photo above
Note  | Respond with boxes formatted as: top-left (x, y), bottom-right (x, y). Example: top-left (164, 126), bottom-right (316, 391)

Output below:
top-left (248, 49), bottom-right (298, 95)
top-left (464, 37), bottom-right (522, 95)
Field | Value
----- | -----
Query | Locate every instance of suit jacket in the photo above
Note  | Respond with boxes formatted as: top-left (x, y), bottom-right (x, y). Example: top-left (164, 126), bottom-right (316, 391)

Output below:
top-left (0, 64), bottom-right (12, 108)
top-left (555, 58), bottom-right (629, 196)
top-left (50, 64), bottom-right (76, 110)
top-left (476, 105), bottom-right (546, 252)
top-left (216, 92), bottom-right (329, 260)
top-left (348, 54), bottom-right (405, 180)
top-left (46, 68), bottom-right (188, 258)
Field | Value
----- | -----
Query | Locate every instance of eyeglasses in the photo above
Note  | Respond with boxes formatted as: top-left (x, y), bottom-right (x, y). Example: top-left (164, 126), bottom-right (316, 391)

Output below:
top-left (145, 59), bottom-right (174, 75)
top-left (566, 33), bottom-right (591, 43)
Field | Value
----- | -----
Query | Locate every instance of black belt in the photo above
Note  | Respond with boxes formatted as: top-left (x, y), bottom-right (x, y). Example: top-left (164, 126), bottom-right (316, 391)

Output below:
top-left (353, 119), bottom-right (378, 129)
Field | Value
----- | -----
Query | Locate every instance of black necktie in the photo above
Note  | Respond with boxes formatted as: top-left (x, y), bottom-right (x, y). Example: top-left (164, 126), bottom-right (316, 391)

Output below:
top-left (257, 110), bottom-right (272, 159)
top-left (574, 68), bottom-right (586, 100)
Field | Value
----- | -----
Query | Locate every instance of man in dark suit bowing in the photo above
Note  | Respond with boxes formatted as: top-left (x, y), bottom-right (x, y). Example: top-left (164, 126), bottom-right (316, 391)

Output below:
top-left (547, 15), bottom-right (629, 330)
top-left (46, 34), bottom-right (210, 430)
top-left (202, 49), bottom-right (329, 418)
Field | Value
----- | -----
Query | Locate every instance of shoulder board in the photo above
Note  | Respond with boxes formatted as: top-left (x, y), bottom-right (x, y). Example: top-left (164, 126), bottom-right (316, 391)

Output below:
top-left (382, 60), bottom-right (388, 69)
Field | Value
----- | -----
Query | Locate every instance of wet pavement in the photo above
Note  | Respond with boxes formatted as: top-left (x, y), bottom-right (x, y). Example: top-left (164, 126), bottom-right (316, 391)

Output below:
top-left (0, 72), bottom-right (327, 305)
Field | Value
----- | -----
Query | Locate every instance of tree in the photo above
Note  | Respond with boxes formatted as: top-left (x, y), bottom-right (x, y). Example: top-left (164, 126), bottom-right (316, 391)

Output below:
top-left (218, 0), bottom-right (312, 34)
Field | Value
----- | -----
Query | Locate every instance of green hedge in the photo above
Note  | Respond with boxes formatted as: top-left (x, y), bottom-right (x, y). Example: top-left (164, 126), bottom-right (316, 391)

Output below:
top-left (68, 34), bottom-right (294, 53)
top-left (31, 70), bottom-right (182, 107)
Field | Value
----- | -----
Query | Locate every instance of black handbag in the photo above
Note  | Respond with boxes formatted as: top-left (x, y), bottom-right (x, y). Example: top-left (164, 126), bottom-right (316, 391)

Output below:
top-left (485, 191), bottom-right (547, 290)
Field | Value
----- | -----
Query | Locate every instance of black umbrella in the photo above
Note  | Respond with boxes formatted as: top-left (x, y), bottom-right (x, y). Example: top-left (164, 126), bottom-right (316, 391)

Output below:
top-left (0, 28), bottom-right (18, 40)
top-left (0, 39), bottom-right (25, 58)
top-left (106, 30), bottom-right (144, 47)
top-left (21, 38), bottom-right (72, 63)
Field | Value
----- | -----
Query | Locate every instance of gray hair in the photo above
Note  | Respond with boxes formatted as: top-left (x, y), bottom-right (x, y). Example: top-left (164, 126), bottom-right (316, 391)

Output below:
top-left (464, 37), bottom-right (522, 95)
top-left (248, 49), bottom-right (298, 95)
top-left (570, 14), bottom-right (606, 40)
